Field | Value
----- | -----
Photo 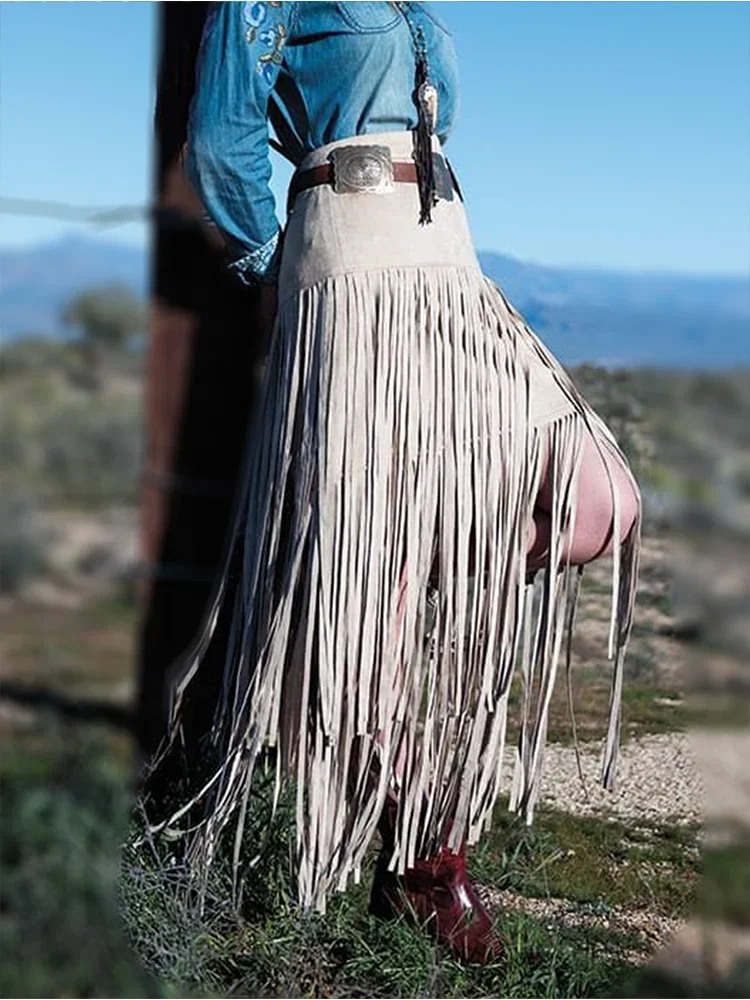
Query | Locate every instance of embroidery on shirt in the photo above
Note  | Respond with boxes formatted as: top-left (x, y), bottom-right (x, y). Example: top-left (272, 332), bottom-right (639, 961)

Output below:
top-left (257, 23), bottom-right (287, 83)
top-left (244, 2), bottom-right (284, 44)
top-left (243, 1), bottom-right (268, 43)
top-left (243, 1), bottom-right (287, 82)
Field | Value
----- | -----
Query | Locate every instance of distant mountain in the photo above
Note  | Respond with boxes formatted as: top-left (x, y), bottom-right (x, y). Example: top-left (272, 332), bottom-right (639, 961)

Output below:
top-left (1, 235), bottom-right (748, 367)
top-left (0, 235), bottom-right (148, 341)
top-left (478, 252), bottom-right (750, 369)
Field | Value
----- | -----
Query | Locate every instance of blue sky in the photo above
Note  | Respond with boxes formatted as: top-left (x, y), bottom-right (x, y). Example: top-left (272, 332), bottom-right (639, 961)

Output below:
top-left (1, 1), bottom-right (748, 274)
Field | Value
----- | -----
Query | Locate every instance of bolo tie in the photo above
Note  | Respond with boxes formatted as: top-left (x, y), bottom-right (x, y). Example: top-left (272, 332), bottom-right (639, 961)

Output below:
top-left (391, 1), bottom-right (439, 224)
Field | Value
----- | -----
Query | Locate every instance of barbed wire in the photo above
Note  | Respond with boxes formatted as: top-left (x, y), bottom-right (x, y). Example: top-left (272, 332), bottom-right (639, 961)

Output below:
top-left (0, 196), bottom-right (211, 235)
top-left (0, 195), bottom-right (150, 229)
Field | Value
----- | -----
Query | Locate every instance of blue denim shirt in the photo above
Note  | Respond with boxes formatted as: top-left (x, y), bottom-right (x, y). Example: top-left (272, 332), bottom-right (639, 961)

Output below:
top-left (187, 1), bottom-right (460, 284)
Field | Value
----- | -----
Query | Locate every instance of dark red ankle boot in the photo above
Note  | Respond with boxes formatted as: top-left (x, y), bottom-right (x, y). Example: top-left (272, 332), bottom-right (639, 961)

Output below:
top-left (369, 801), bottom-right (503, 964)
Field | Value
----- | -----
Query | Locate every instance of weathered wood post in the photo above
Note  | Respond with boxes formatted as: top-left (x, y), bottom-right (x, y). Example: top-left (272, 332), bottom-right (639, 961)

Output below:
top-left (136, 3), bottom-right (264, 763)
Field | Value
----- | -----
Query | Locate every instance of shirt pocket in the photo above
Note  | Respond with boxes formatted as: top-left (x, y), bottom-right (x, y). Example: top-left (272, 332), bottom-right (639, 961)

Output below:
top-left (335, 1), bottom-right (401, 33)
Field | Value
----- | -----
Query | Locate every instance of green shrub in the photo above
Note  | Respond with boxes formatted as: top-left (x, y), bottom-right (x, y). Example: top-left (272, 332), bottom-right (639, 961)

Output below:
top-left (0, 494), bottom-right (48, 594)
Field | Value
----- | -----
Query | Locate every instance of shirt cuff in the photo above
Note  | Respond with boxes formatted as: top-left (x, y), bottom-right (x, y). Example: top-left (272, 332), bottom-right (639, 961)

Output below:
top-left (226, 230), bottom-right (282, 286)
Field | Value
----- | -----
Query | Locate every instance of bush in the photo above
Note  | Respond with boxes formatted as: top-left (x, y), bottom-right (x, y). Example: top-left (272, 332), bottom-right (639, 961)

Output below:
top-left (42, 400), bottom-right (142, 504)
top-left (0, 392), bottom-right (142, 507)
top-left (0, 336), bottom-right (70, 379)
top-left (0, 495), bottom-right (48, 595)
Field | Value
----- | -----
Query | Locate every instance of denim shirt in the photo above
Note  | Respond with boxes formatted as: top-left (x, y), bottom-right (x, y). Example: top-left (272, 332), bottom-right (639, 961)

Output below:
top-left (187, 1), bottom-right (460, 285)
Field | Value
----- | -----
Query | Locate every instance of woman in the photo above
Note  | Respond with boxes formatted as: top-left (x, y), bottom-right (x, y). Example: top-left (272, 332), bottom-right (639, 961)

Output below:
top-left (158, 0), bottom-right (641, 963)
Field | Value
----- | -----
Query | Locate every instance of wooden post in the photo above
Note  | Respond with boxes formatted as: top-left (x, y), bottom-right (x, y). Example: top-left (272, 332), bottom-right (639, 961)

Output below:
top-left (136, 4), bottom-right (264, 759)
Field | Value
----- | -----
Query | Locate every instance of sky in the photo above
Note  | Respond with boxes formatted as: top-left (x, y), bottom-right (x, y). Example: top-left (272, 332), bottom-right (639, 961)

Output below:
top-left (1, 1), bottom-right (749, 275)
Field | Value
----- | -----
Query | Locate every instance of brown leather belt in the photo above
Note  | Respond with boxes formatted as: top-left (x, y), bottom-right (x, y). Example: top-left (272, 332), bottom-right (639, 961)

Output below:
top-left (287, 159), bottom-right (462, 212)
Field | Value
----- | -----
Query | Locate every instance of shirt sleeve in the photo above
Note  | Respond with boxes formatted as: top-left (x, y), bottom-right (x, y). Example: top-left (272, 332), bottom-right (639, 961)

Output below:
top-left (186, 1), bottom-right (295, 285)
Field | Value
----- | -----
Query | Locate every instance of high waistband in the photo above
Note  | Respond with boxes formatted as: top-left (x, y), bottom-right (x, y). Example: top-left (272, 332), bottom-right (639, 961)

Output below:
top-left (279, 131), bottom-right (480, 298)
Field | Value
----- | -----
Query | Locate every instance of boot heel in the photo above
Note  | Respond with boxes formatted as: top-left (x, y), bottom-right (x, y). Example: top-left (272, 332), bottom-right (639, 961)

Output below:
top-left (368, 851), bottom-right (401, 920)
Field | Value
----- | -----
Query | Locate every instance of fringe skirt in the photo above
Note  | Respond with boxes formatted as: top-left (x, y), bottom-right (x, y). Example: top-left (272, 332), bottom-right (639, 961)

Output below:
top-left (163, 131), bottom-right (640, 913)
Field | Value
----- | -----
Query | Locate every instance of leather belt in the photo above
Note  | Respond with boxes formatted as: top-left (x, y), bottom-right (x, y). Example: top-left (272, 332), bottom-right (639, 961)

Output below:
top-left (287, 154), bottom-right (462, 212)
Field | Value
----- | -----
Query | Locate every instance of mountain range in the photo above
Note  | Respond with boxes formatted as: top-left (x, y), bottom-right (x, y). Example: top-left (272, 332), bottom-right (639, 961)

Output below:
top-left (1, 234), bottom-right (748, 368)
top-left (0, 235), bottom-right (148, 343)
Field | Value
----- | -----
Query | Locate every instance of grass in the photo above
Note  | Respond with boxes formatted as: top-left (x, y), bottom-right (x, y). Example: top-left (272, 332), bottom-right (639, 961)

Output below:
top-left (542, 677), bottom-right (691, 744)
top-left (1, 524), bottom-right (747, 996)
top-left (121, 815), bottom-right (643, 999)
top-left (0, 601), bottom-right (138, 700)
top-left (516, 669), bottom-right (714, 747)
top-left (470, 805), bottom-right (700, 919)
top-left (1, 721), bottom-right (646, 999)
top-left (701, 840), bottom-right (750, 928)
top-left (0, 725), bottom-right (155, 999)
top-left (3, 697), bottom-right (748, 998)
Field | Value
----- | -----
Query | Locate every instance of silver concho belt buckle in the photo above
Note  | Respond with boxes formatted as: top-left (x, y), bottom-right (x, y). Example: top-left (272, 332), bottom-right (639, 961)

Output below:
top-left (328, 145), bottom-right (395, 195)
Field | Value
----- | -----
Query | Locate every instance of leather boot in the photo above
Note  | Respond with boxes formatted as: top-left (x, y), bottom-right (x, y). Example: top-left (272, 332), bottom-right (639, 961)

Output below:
top-left (369, 798), bottom-right (503, 964)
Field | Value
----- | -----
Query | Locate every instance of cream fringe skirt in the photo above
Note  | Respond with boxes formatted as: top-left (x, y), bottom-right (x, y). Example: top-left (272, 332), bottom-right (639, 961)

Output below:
top-left (159, 132), bottom-right (640, 913)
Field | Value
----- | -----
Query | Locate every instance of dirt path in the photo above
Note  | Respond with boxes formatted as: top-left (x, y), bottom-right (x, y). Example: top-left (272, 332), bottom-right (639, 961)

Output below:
top-left (530, 731), bottom-right (703, 825)
top-left (478, 885), bottom-right (684, 962)
top-left (524, 728), bottom-right (748, 827)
